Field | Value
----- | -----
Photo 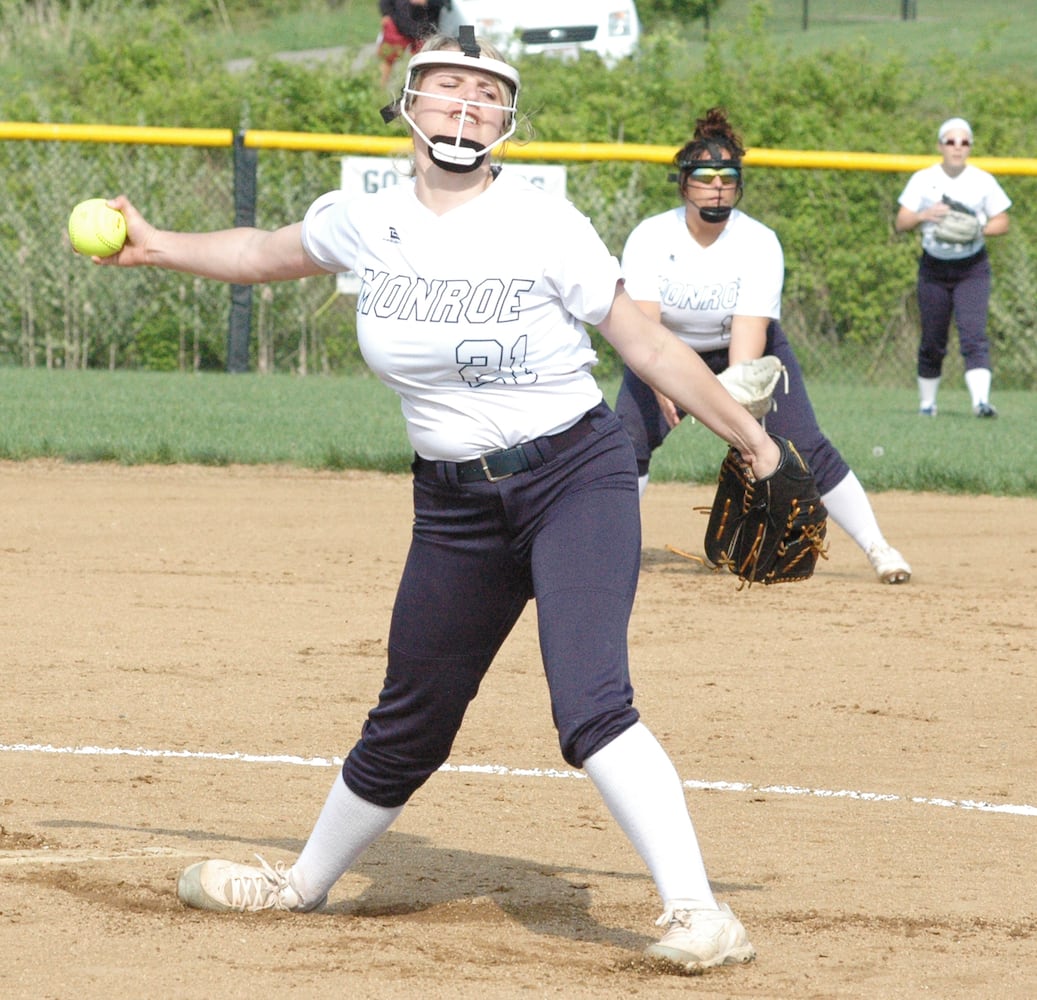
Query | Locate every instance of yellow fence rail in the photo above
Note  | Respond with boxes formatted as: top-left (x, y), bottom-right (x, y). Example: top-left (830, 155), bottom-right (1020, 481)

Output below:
top-left (6, 121), bottom-right (1037, 177)
top-left (4, 121), bottom-right (1037, 378)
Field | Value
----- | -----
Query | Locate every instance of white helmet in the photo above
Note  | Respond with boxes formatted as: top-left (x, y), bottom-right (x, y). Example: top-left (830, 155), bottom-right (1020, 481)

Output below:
top-left (384, 26), bottom-right (521, 172)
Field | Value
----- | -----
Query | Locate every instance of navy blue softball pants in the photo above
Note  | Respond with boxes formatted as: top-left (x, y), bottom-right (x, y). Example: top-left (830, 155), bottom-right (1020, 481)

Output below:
top-left (341, 403), bottom-right (642, 809)
top-left (916, 248), bottom-right (992, 378)
top-left (614, 320), bottom-right (850, 495)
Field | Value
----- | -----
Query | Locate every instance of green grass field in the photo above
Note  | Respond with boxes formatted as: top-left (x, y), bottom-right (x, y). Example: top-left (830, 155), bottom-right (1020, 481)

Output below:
top-left (204, 0), bottom-right (381, 63)
top-left (691, 0), bottom-right (1031, 79)
top-left (1, 368), bottom-right (1032, 497)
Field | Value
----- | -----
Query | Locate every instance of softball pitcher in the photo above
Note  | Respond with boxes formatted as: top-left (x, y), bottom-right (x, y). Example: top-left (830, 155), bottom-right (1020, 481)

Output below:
top-left (90, 31), bottom-right (772, 973)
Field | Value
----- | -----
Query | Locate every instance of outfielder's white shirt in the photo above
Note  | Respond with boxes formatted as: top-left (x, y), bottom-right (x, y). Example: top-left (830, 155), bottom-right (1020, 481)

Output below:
top-left (621, 208), bottom-right (782, 354)
top-left (302, 171), bottom-right (615, 462)
top-left (897, 162), bottom-right (1011, 261)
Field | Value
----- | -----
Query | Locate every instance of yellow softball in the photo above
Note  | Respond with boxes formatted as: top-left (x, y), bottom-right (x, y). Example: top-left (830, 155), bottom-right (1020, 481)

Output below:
top-left (68, 198), bottom-right (127, 257)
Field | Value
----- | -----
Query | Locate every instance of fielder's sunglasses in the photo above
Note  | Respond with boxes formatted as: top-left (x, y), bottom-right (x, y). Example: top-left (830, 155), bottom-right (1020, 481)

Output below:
top-left (685, 165), bottom-right (742, 185)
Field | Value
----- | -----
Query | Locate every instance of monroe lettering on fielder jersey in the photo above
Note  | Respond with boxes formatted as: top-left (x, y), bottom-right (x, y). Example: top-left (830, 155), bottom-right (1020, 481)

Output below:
top-left (622, 207), bottom-right (781, 355)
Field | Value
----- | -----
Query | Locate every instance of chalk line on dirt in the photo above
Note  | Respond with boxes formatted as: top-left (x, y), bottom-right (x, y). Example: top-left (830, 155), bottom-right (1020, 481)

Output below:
top-left (0, 846), bottom-right (202, 867)
top-left (4, 742), bottom-right (1035, 819)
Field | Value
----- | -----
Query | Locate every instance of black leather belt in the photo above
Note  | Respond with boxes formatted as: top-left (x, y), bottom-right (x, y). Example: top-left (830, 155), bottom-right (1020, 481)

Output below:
top-left (416, 402), bottom-right (605, 485)
top-left (458, 444), bottom-right (534, 483)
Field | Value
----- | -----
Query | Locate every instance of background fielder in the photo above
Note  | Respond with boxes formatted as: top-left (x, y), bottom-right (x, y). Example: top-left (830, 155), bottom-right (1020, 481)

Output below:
top-left (615, 107), bottom-right (912, 585)
top-left (895, 116), bottom-right (1011, 418)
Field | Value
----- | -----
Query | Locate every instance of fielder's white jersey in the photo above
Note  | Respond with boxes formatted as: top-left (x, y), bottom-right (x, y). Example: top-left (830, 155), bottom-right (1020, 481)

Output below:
top-left (302, 171), bottom-right (614, 462)
top-left (897, 162), bottom-right (1012, 261)
top-left (621, 208), bottom-right (782, 354)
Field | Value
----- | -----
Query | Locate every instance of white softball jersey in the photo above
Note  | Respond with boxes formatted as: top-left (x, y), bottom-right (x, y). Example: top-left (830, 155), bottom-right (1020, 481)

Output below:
top-left (621, 207), bottom-right (783, 354)
top-left (302, 171), bottom-right (614, 462)
top-left (897, 162), bottom-right (1012, 261)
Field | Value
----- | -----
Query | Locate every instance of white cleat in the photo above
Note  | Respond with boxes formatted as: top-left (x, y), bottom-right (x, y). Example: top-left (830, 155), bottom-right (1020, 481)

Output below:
top-left (867, 542), bottom-right (911, 584)
top-left (177, 854), bottom-right (325, 913)
top-left (645, 902), bottom-right (756, 971)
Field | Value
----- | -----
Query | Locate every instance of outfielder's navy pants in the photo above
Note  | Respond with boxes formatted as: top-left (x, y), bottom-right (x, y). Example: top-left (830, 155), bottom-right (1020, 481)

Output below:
top-left (614, 320), bottom-right (850, 495)
top-left (342, 402), bottom-right (642, 809)
top-left (916, 248), bottom-right (992, 378)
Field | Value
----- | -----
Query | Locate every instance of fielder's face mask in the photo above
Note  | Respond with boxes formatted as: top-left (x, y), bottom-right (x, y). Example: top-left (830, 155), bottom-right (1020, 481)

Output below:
top-left (672, 141), bottom-right (744, 223)
top-left (381, 26), bottom-right (520, 173)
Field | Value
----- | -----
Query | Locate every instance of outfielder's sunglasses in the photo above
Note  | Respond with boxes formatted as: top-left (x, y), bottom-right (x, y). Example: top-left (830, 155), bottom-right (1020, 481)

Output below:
top-left (686, 166), bottom-right (742, 185)
top-left (941, 137), bottom-right (971, 147)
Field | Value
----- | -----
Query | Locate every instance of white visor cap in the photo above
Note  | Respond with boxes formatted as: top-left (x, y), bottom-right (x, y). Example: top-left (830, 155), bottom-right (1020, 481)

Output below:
top-left (938, 117), bottom-right (973, 143)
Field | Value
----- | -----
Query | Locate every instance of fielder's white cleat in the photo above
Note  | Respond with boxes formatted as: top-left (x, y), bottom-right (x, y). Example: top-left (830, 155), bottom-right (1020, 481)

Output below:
top-left (645, 902), bottom-right (756, 971)
top-left (177, 854), bottom-right (326, 913)
top-left (866, 542), bottom-right (911, 584)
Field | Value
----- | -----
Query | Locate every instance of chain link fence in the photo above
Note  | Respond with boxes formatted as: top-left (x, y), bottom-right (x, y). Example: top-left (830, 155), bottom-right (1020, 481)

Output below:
top-left (3, 134), bottom-right (1036, 387)
top-left (0, 137), bottom-right (355, 374)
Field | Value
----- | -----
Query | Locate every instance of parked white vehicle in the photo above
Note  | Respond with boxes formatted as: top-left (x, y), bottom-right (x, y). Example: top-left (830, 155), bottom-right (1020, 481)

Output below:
top-left (438, 0), bottom-right (640, 63)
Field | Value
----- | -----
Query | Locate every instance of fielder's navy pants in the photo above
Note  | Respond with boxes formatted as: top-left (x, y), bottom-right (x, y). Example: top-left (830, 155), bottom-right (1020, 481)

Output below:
top-left (916, 248), bottom-right (992, 378)
top-left (614, 320), bottom-right (850, 495)
top-left (342, 403), bottom-right (642, 809)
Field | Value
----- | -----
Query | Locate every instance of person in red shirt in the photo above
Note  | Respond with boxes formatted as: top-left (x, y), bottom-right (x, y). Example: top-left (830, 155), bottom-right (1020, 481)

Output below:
top-left (377, 0), bottom-right (445, 85)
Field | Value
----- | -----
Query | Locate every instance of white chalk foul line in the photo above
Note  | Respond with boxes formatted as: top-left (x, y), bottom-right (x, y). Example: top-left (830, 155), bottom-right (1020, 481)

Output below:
top-left (681, 779), bottom-right (1037, 817)
top-left (3, 742), bottom-right (1035, 818)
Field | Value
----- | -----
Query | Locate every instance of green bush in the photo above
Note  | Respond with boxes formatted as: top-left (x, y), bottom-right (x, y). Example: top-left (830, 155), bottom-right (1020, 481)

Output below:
top-left (636, 0), bottom-right (724, 34)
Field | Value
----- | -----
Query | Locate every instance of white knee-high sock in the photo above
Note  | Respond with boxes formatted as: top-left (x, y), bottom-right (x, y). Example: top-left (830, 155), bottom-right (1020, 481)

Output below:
top-left (583, 722), bottom-right (716, 908)
top-left (289, 776), bottom-right (403, 905)
top-left (821, 470), bottom-right (885, 553)
top-left (964, 367), bottom-right (992, 407)
top-left (637, 473), bottom-right (649, 498)
top-left (917, 375), bottom-right (941, 409)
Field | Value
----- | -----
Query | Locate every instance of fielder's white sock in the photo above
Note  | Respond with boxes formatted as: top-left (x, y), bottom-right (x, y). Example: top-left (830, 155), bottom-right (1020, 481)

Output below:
top-left (917, 375), bottom-right (941, 410)
top-left (289, 776), bottom-right (403, 906)
top-left (583, 722), bottom-right (716, 907)
top-left (637, 473), bottom-right (649, 498)
top-left (964, 367), bottom-right (992, 408)
top-left (821, 471), bottom-right (885, 554)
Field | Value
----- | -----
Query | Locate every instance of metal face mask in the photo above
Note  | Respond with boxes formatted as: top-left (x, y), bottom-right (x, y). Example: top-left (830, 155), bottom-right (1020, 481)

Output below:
top-left (396, 27), bottom-right (520, 173)
top-left (677, 153), bottom-right (744, 223)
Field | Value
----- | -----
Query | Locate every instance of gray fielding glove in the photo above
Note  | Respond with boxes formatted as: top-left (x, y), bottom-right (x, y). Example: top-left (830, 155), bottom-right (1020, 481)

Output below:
top-left (933, 195), bottom-right (982, 243)
top-left (716, 356), bottom-right (787, 419)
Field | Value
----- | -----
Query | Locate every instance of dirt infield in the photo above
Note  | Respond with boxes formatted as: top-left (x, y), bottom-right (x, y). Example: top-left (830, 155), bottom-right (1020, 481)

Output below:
top-left (2, 461), bottom-right (1034, 999)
